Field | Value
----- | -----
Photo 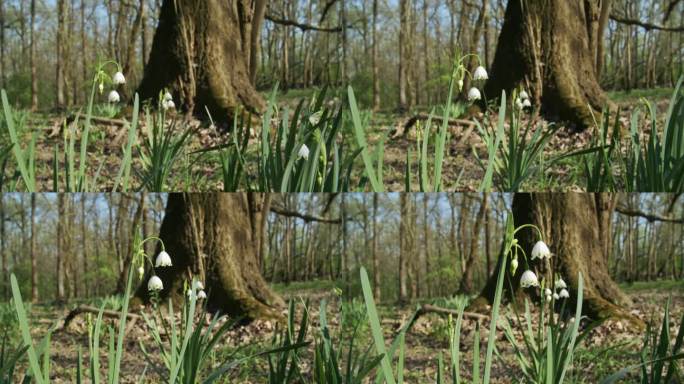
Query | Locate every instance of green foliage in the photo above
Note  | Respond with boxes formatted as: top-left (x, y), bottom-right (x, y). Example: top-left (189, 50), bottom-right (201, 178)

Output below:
top-left (601, 297), bottom-right (684, 383)
top-left (267, 300), bottom-right (312, 383)
top-left (625, 76), bottom-right (684, 192)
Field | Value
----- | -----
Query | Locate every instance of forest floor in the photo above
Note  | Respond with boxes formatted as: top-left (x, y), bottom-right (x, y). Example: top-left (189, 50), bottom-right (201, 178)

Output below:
top-left (5, 87), bottom-right (675, 192)
top-left (12, 278), bottom-right (684, 383)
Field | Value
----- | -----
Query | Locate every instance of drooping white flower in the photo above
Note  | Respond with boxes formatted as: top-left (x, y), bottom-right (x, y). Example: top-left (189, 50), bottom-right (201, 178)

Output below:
top-left (555, 278), bottom-right (567, 290)
top-left (113, 71), bottom-right (126, 85)
top-left (197, 290), bottom-right (207, 299)
top-left (194, 281), bottom-right (204, 290)
top-left (515, 98), bottom-right (524, 110)
top-left (520, 270), bottom-right (540, 288)
top-left (137, 266), bottom-right (145, 278)
top-left (298, 144), bottom-right (310, 160)
top-left (545, 294), bottom-right (552, 302)
top-left (457, 79), bottom-right (464, 90)
top-left (522, 99), bottom-right (532, 109)
top-left (108, 90), bottom-right (120, 103)
top-left (531, 241), bottom-right (551, 260)
top-left (545, 288), bottom-right (552, 297)
top-left (519, 90), bottom-right (530, 100)
top-left (163, 100), bottom-right (176, 111)
top-left (559, 288), bottom-right (570, 299)
top-left (99, 82), bottom-right (105, 94)
top-left (553, 293), bottom-right (560, 300)
top-left (467, 87), bottom-right (482, 101)
top-left (473, 66), bottom-right (489, 81)
top-left (155, 251), bottom-right (172, 267)
top-left (147, 275), bottom-right (163, 292)
top-left (163, 91), bottom-right (173, 102)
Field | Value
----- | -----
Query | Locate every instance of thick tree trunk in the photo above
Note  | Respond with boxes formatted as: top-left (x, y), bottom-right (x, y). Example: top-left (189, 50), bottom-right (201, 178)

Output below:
top-left (137, 0), bottom-right (264, 120)
top-left (470, 193), bottom-right (642, 327)
top-left (485, 0), bottom-right (609, 128)
top-left (136, 193), bottom-right (283, 321)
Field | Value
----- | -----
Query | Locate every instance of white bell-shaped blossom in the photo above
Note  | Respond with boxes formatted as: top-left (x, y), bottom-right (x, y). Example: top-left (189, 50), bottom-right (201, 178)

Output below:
top-left (473, 66), bottom-right (489, 81)
top-left (147, 275), bottom-right (163, 292)
top-left (559, 288), bottom-right (570, 299)
top-left (197, 290), bottom-right (207, 299)
top-left (553, 293), bottom-right (560, 300)
top-left (194, 280), bottom-right (204, 290)
top-left (531, 241), bottom-right (551, 260)
top-left (113, 72), bottom-right (126, 85)
top-left (516, 98), bottom-right (524, 110)
top-left (522, 99), bottom-right (532, 109)
top-left (298, 144), bottom-right (310, 160)
top-left (520, 270), bottom-right (540, 288)
top-left (155, 251), bottom-right (172, 267)
top-left (544, 288), bottom-right (552, 297)
top-left (555, 278), bottom-right (567, 290)
top-left (163, 100), bottom-right (176, 111)
top-left (108, 90), bottom-right (120, 103)
top-left (187, 289), bottom-right (193, 298)
top-left (467, 87), bottom-right (482, 101)
top-left (510, 258), bottom-right (519, 274)
top-left (519, 90), bottom-right (530, 100)
top-left (137, 266), bottom-right (145, 278)
top-left (457, 79), bottom-right (464, 90)
top-left (163, 91), bottom-right (173, 102)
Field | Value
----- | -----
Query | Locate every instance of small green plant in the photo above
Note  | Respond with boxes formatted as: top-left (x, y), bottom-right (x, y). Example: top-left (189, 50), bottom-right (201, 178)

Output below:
top-left (601, 297), bottom-right (684, 384)
top-left (267, 300), bottom-right (312, 383)
top-left (1, 91), bottom-right (36, 191)
top-left (625, 76), bottom-right (684, 192)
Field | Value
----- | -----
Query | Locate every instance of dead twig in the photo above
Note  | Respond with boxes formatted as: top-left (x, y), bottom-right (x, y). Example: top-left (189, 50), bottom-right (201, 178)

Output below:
top-left (394, 113), bottom-right (477, 139)
top-left (60, 305), bottom-right (140, 331)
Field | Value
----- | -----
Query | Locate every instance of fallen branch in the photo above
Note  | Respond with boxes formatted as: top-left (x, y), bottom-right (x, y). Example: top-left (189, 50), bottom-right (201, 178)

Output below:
top-left (394, 113), bottom-right (477, 139)
top-left (49, 114), bottom-right (128, 138)
top-left (61, 305), bottom-right (140, 330)
top-left (416, 304), bottom-right (489, 321)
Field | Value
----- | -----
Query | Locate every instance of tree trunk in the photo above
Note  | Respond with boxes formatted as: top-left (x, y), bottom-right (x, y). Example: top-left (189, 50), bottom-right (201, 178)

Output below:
top-left (471, 193), bottom-right (642, 327)
top-left (136, 193), bottom-right (283, 321)
top-left (30, 194), bottom-right (37, 302)
top-left (56, 0), bottom-right (67, 109)
top-left (372, 0), bottom-right (380, 111)
top-left (485, 0), bottom-right (609, 128)
top-left (137, 0), bottom-right (265, 120)
top-left (30, 0), bottom-right (37, 110)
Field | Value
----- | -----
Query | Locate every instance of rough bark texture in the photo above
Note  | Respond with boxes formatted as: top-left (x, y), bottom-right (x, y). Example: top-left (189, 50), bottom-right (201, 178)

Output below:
top-left (470, 193), bottom-right (643, 328)
top-left (485, 0), bottom-right (609, 128)
top-left (136, 193), bottom-right (283, 322)
top-left (137, 0), bottom-right (264, 120)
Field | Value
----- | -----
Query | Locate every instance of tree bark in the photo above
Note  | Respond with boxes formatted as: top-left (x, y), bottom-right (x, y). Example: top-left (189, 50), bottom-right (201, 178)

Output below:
top-left (136, 193), bottom-right (283, 321)
top-left (485, 0), bottom-right (610, 128)
top-left (138, 0), bottom-right (265, 120)
top-left (30, 0), bottom-right (37, 110)
top-left (471, 193), bottom-right (642, 327)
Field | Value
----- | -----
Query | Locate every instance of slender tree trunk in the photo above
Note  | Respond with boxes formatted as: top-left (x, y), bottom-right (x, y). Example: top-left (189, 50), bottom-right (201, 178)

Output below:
top-left (31, 194), bottom-right (37, 302)
top-left (30, 0), bottom-right (38, 110)
top-left (135, 194), bottom-right (283, 321)
top-left (398, 0), bottom-right (411, 111)
top-left (372, 0), bottom-right (380, 111)
top-left (458, 194), bottom-right (487, 294)
top-left (0, 0), bottom-right (5, 90)
top-left (56, 0), bottom-right (67, 109)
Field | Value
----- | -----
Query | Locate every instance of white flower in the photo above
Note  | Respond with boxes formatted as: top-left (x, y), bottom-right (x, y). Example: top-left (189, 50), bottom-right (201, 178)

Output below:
top-left (197, 290), bottom-right (207, 299)
top-left (113, 71), bottom-right (126, 85)
top-left (298, 144), bottom-right (310, 160)
top-left (559, 288), bottom-right (570, 299)
top-left (108, 90), bottom-right (120, 103)
top-left (519, 90), bottom-right (529, 100)
top-left (187, 289), bottom-right (193, 298)
top-left (473, 66), bottom-right (489, 81)
top-left (520, 270), bottom-right (539, 288)
top-left (467, 87), bottom-right (481, 101)
top-left (163, 100), bottom-right (176, 111)
top-left (555, 278), bottom-right (567, 290)
top-left (553, 293), bottom-right (560, 300)
top-left (545, 288), bottom-right (552, 297)
top-left (163, 91), bottom-right (173, 102)
top-left (308, 111), bottom-right (323, 125)
top-left (531, 241), bottom-right (551, 260)
top-left (194, 281), bottom-right (204, 290)
top-left (522, 99), bottom-right (532, 109)
top-left (147, 275), bottom-right (163, 292)
top-left (457, 79), bottom-right (464, 90)
top-left (545, 294), bottom-right (552, 302)
top-left (515, 98), bottom-right (524, 110)
top-left (99, 83), bottom-right (104, 94)
top-left (155, 251), bottom-right (172, 267)
top-left (137, 266), bottom-right (145, 277)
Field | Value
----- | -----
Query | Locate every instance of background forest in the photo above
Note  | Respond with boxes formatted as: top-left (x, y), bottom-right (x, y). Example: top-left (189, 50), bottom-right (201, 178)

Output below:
top-left (0, 0), bottom-right (682, 110)
top-left (2, 193), bottom-right (682, 304)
